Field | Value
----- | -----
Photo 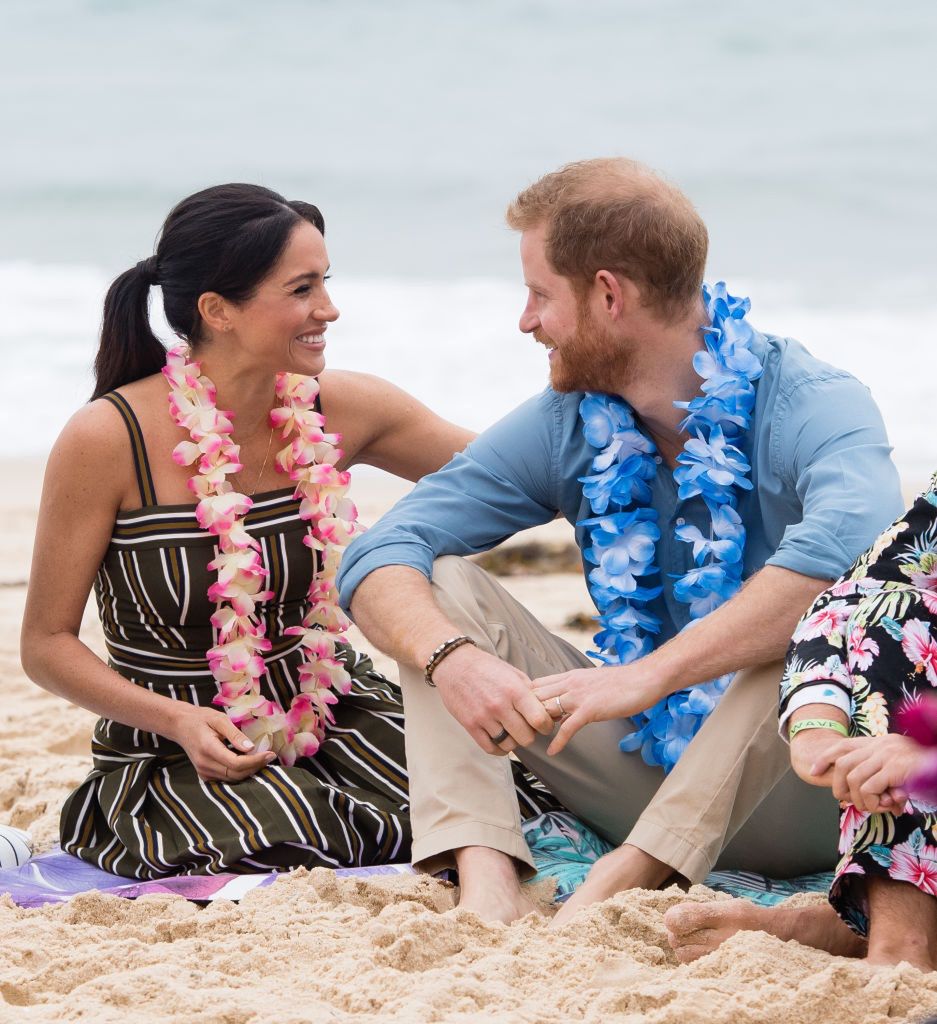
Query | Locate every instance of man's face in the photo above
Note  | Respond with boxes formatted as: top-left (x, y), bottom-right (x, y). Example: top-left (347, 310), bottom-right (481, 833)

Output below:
top-left (518, 225), bottom-right (631, 394)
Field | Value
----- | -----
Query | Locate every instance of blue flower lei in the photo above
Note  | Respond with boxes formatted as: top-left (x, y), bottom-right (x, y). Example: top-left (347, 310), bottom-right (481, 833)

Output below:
top-left (578, 283), bottom-right (763, 772)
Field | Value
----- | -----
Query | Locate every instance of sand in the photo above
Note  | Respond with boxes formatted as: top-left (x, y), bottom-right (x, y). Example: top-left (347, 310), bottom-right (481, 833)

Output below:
top-left (3, 458), bottom-right (937, 1024)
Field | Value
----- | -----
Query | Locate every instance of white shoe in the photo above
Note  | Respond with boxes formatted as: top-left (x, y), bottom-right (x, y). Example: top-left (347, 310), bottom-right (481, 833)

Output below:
top-left (0, 824), bottom-right (32, 869)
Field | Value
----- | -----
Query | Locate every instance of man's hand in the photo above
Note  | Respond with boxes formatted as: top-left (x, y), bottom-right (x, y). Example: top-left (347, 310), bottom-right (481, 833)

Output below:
top-left (431, 644), bottom-right (554, 755)
top-left (531, 663), bottom-right (666, 755)
top-left (805, 733), bottom-right (925, 813)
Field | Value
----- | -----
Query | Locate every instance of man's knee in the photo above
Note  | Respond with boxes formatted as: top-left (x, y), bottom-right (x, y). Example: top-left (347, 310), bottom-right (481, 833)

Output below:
top-left (430, 555), bottom-right (495, 601)
top-left (430, 555), bottom-right (474, 589)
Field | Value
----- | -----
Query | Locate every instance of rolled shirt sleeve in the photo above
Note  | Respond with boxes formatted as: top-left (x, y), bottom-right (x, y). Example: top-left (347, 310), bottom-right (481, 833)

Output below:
top-left (337, 390), bottom-right (562, 611)
top-left (765, 373), bottom-right (903, 581)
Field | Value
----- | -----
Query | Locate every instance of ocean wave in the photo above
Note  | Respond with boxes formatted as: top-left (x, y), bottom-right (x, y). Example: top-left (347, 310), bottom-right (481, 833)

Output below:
top-left (1, 261), bottom-right (932, 484)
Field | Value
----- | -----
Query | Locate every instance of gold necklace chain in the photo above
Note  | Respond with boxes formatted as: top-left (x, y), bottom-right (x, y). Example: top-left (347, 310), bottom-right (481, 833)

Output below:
top-left (249, 423), bottom-right (276, 496)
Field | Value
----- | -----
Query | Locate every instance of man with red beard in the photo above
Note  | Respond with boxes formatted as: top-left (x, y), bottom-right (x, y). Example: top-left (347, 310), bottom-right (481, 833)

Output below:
top-left (337, 158), bottom-right (903, 926)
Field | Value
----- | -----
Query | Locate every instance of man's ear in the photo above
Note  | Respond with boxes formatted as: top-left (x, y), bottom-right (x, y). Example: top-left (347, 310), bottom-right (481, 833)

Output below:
top-left (593, 270), bottom-right (640, 320)
top-left (197, 292), bottom-right (234, 334)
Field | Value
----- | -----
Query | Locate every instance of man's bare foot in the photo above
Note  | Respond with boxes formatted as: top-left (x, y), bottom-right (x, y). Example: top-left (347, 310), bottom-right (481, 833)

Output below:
top-left (551, 844), bottom-right (673, 928)
top-left (663, 899), bottom-right (866, 963)
top-left (453, 846), bottom-right (539, 924)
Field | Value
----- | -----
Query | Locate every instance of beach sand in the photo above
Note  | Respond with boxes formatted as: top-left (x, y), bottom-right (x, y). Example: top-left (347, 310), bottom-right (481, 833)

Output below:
top-left (2, 459), bottom-right (937, 1023)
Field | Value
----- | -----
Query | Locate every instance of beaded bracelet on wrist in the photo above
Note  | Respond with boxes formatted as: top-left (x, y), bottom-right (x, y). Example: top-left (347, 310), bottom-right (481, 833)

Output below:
top-left (424, 635), bottom-right (476, 686)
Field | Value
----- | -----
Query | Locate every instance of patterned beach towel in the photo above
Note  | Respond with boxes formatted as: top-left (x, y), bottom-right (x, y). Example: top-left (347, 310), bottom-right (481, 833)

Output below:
top-left (0, 812), bottom-right (832, 908)
top-left (523, 811), bottom-right (833, 904)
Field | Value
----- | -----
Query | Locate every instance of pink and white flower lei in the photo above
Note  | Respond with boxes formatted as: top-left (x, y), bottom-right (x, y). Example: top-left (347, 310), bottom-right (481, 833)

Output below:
top-left (162, 345), bottom-right (359, 767)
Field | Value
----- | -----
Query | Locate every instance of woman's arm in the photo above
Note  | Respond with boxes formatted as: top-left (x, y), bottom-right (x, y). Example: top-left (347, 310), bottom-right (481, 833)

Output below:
top-left (319, 370), bottom-right (475, 480)
top-left (20, 400), bottom-right (273, 782)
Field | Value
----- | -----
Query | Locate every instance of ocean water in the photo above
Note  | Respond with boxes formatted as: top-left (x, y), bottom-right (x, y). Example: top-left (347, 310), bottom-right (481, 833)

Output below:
top-left (1, 1), bottom-right (935, 481)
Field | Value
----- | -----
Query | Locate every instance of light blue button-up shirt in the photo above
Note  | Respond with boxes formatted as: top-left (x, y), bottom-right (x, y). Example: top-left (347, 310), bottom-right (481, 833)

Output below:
top-left (338, 330), bottom-right (903, 645)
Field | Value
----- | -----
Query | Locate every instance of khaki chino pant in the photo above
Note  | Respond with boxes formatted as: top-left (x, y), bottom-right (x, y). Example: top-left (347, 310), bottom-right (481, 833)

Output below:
top-left (400, 556), bottom-right (838, 883)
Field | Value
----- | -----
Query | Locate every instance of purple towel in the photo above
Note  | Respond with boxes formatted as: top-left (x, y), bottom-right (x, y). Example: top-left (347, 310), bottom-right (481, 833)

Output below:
top-left (0, 848), bottom-right (415, 908)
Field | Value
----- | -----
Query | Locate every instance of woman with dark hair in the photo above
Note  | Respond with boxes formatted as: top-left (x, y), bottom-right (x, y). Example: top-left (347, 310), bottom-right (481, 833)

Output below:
top-left (20, 184), bottom-right (554, 878)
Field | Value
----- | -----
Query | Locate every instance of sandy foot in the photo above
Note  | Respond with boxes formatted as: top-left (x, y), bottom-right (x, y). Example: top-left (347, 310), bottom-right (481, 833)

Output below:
top-left (663, 898), bottom-right (866, 964)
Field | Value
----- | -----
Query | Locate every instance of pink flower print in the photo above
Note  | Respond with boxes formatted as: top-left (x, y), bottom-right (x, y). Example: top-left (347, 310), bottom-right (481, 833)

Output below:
top-left (909, 565), bottom-right (937, 595)
top-left (792, 600), bottom-right (852, 643)
top-left (847, 626), bottom-right (880, 672)
top-left (838, 803), bottom-right (870, 856)
top-left (833, 858), bottom-right (866, 883)
top-left (901, 619), bottom-right (937, 686)
top-left (889, 832), bottom-right (937, 896)
top-left (796, 654), bottom-right (852, 688)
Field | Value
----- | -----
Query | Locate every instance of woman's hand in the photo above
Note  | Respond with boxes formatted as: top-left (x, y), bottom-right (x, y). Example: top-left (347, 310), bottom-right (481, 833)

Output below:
top-left (531, 664), bottom-right (665, 756)
top-left (166, 705), bottom-right (277, 782)
top-left (807, 733), bottom-right (925, 813)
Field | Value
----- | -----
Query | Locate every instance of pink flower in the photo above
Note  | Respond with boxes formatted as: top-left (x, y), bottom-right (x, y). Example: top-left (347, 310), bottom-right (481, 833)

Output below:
top-left (238, 704), bottom-right (288, 752)
top-left (298, 657), bottom-right (351, 695)
top-left (847, 626), bottom-right (879, 672)
top-left (167, 347), bottom-right (359, 758)
top-left (196, 492), bottom-right (252, 534)
top-left (275, 371), bottom-right (320, 406)
top-left (838, 803), bottom-right (869, 856)
top-left (796, 655), bottom-right (852, 688)
top-left (909, 566), bottom-right (937, 594)
top-left (901, 619), bottom-right (937, 686)
top-left (900, 697), bottom-right (937, 747)
top-left (312, 516), bottom-right (356, 547)
top-left (889, 834), bottom-right (937, 896)
top-left (792, 601), bottom-right (852, 643)
top-left (208, 634), bottom-right (272, 674)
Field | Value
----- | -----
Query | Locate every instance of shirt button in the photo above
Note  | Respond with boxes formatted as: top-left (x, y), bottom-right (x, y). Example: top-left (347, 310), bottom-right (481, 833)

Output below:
top-left (654, 455), bottom-right (663, 465)
top-left (675, 517), bottom-right (686, 526)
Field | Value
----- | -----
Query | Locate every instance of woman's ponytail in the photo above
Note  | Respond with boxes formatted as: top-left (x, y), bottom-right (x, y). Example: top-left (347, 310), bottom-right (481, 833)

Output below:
top-left (91, 257), bottom-right (167, 400)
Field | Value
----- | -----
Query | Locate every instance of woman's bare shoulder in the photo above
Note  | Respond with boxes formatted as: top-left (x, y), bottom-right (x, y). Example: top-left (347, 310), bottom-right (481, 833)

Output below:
top-left (62, 373), bottom-right (165, 447)
top-left (318, 368), bottom-right (396, 400)
top-left (57, 396), bottom-right (127, 455)
top-left (48, 378), bottom-right (163, 504)
top-left (317, 368), bottom-right (426, 418)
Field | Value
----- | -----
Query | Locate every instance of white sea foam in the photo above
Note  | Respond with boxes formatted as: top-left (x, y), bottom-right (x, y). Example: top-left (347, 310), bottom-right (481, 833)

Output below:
top-left (0, 262), bottom-right (932, 486)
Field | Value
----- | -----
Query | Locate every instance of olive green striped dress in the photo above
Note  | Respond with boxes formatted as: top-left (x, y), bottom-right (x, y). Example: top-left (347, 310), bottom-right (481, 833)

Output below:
top-left (61, 391), bottom-right (556, 878)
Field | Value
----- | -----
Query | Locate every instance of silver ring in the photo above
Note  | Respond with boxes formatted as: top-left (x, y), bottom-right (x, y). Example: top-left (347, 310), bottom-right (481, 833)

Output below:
top-left (555, 696), bottom-right (566, 717)
top-left (490, 727), bottom-right (510, 745)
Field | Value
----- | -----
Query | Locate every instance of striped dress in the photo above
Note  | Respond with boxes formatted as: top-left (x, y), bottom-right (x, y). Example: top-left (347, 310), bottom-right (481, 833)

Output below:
top-left (61, 392), bottom-right (556, 878)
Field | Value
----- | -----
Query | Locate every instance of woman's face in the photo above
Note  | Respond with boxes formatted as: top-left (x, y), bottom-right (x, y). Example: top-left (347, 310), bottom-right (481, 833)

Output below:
top-left (223, 219), bottom-right (339, 376)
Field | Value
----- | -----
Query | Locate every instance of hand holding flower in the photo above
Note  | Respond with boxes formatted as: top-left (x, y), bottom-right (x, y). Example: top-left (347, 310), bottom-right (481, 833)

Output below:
top-left (166, 704), bottom-right (276, 782)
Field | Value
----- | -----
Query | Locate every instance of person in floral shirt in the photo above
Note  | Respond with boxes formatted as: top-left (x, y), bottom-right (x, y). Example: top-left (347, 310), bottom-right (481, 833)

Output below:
top-left (665, 470), bottom-right (937, 972)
